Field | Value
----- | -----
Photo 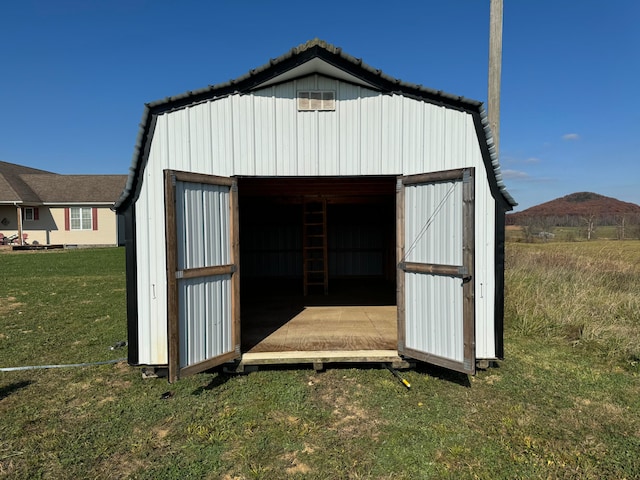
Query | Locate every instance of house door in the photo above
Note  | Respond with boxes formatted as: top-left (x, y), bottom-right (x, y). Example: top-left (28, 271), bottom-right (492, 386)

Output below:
top-left (164, 170), bottom-right (240, 382)
top-left (397, 168), bottom-right (475, 374)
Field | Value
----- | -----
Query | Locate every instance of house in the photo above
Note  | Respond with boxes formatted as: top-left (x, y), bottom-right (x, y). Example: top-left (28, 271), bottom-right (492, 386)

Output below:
top-left (0, 161), bottom-right (126, 247)
top-left (115, 39), bottom-right (517, 382)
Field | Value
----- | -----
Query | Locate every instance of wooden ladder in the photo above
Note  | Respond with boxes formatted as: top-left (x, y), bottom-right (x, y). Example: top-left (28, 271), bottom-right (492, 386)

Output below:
top-left (303, 197), bottom-right (328, 295)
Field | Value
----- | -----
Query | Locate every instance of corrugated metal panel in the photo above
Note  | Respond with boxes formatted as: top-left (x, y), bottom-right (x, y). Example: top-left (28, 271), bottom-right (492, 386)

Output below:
top-left (153, 77), bottom-right (474, 179)
top-left (360, 89), bottom-right (382, 174)
top-left (253, 88), bottom-right (277, 176)
top-left (380, 94), bottom-right (403, 174)
top-left (134, 76), bottom-right (500, 364)
top-left (328, 224), bottom-right (384, 276)
top-left (404, 181), bottom-right (463, 266)
top-left (242, 224), bottom-right (302, 278)
top-left (176, 182), bottom-right (230, 269)
top-left (474, 151), bottom-right (497, 358)
top-left (405, 273), bottom-right (463, 361)
top-left (403, 179), bottom-right (465, 363)
top-left (136, 120), bottom-right (171, 365)
top-left (179, 274), bottom-right (232, 368)
top-left (274, 82), bottom-right (297, 175)
top-left (175, 181), bottom-right (233, 367)
top-left (337, 82), bottom-right (360, 175)
top-left (317, 76), bottom-right (340, 175)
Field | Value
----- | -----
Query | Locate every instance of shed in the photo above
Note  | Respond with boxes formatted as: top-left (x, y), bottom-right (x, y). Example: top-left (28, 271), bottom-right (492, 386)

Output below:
top-left (115, 40), bottom-right (516, 382)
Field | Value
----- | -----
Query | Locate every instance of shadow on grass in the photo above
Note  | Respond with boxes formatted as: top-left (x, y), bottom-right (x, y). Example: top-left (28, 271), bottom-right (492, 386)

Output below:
top-left (191, 371), bottom-right (233, 395)
top-left (0, 380), bottom-right (32, 400)
top-left (414, 363), bottom-right (472, 388)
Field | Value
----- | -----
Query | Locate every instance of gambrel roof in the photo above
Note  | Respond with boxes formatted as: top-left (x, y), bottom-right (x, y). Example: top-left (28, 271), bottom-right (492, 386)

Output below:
top-left (0, 161), bottom-right (126, 205)
top-left (115, 39), bottom-right (516, 211)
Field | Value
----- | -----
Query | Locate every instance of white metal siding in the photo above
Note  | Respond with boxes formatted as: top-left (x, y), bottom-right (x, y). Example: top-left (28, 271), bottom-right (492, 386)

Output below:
top-left (134, 74), bottom-right (498, 364)
top-left (405, 274), bottom-right (463, 362)
top-left (135, 134), bottom-right (169, 365)
top-left (176, 182), bottom-right (230, 269)
top-left (404, 181), bottom-right (463, 266)
top-left (175, 181), bottom-right (233, 368)
top-left (179, 275), bottom-right (232, 368)
top-left (403, 180), bottom-right (465, 363)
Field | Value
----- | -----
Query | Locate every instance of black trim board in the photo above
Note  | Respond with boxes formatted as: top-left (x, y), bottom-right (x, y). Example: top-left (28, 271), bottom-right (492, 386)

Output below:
top-left (494, 202), bottom-right (506, 359)
top-left (144, 45), bottom-right (481, 118)
top-left (122, 206), bottom-right (139, 365)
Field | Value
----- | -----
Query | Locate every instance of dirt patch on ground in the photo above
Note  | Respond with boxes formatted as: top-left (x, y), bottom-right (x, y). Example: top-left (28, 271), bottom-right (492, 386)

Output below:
top-left (0, 296), bottom-right (24, 316)
top-left (94, 452), bottom-right (149, 479)
top-left (310, 373), bottom-right (385, 441)
top-left (281, 451), bottom-right (312, 475)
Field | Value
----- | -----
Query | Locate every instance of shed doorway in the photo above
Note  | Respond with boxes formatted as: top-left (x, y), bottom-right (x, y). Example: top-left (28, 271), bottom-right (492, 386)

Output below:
top-left (238, 177), bottom-right (397, 354)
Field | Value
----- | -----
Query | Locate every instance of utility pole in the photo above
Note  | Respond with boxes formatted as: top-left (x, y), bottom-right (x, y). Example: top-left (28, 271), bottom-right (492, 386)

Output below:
top-left (488, 0), bottom-right (503, 157)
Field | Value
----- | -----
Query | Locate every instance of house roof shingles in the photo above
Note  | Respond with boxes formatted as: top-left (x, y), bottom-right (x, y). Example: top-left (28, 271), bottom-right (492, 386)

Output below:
top-left (24, 174), bottom-right (127, 203)
top-left (0, 161), bottom-right (126, 205)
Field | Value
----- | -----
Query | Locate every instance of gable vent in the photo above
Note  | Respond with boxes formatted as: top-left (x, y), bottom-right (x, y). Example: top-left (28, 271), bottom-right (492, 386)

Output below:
top-left (298, 91), bottom-right (335, 111)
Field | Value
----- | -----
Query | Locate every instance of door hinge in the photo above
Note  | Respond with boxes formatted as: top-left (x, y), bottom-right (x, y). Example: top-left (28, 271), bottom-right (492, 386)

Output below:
top-left (175, 270), bottom-right (184, 279)
top-left (463, 169), bottom-right (471, 184)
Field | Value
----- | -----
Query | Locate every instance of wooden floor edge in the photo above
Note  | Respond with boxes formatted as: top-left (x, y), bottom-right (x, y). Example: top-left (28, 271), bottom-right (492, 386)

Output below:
top-left (237, 349), bottom-right (405, 365)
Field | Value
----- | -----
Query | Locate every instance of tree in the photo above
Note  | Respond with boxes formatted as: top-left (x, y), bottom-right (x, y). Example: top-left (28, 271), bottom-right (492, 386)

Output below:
top-left (581, 213), bottom-right (597, 240)
top-left (615, 214), bottom-right (626, 240)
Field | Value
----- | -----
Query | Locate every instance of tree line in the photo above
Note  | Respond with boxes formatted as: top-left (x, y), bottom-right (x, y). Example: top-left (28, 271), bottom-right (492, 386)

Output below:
top-left (510, 213), bottom-right (640, 242)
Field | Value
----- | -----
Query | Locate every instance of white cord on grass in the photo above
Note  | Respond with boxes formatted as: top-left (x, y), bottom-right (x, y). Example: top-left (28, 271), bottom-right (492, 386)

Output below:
top-left (0, 358), bottom-right (127, 372)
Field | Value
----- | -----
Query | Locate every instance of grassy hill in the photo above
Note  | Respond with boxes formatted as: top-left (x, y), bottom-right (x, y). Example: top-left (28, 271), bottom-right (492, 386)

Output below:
top-left (508, 192), bottom-right (640, 225)
top-left (507, 192), bottom-right (640, 241)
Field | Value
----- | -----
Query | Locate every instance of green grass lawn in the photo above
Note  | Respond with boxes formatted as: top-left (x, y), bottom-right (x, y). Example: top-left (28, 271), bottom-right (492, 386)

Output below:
top-left (1, 245), bottom-right (639, 479)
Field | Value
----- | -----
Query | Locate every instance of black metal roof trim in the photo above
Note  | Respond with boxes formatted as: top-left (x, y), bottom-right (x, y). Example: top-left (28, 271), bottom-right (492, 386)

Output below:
top-left (142, 39), bottom-right (483, 115)
top-left (114, 39), bottom-right (515, 211)
top-left (478, 105), bottom-right (516, 207)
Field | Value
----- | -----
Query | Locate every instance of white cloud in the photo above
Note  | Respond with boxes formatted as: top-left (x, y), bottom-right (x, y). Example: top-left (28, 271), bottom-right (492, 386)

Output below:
top-left (501, 169), bottom-right (531, 180)
top-left (562, 133), bottom-right (580, 141)
top-left (501, 156), bottom-right (541, 165)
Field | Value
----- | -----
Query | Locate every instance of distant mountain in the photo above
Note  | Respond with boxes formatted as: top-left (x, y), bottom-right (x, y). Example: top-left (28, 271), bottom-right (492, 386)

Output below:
top-left (507, 192), bottom-right (640, 225)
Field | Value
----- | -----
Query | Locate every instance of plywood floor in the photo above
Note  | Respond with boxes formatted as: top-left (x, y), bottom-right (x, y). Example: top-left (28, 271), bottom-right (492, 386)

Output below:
top-left (241, 279), bottom-right (397, 353)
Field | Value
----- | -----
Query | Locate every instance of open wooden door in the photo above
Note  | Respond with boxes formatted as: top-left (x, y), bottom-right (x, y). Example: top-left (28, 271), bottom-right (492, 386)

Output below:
top-left (397, 168), bottom-right (475, 374)
top-left (165, 170), bottom-right (240, 382)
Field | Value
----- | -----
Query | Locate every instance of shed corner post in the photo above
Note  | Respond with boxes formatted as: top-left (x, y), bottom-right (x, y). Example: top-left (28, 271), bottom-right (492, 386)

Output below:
top-left (230, 179), bottom-right (241, 355)
top-left (163, 170), bottom-right (180, 383)
top-left (395, 177), bottom-right (406, 352)
top-left (462, 167), bottom-right (476, 371)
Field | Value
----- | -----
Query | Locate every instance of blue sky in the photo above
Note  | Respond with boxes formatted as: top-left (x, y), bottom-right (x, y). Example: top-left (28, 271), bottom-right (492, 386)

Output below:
top-left (1, 1), bottom-right (637, 211)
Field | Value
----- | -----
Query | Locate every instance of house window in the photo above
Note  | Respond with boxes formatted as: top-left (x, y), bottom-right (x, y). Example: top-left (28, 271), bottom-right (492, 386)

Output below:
top-left (23, 207), bottom-right (39, 221)
top-left (297, 91), bottom-right (336, 111)
top-left (64, 207), bottom-right (98, 231)
top-left (70, 207), bottom-right (93, 230)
